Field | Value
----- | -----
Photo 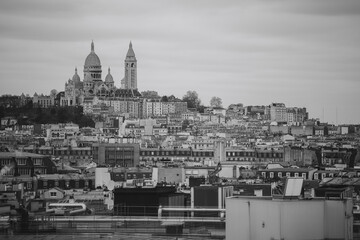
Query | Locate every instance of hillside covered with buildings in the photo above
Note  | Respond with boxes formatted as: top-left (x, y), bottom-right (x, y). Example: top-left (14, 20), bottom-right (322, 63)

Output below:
top-left (0, 41), bottom-right (360, 239)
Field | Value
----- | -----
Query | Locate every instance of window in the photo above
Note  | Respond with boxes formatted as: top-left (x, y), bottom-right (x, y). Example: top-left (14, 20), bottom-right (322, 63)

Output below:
top-left (1, 159), bottom-right (12, 165)
top-left (18, 168), bottom-right (29, 175)
top-left (286, 172), bottom-right (290, 177)
top-left (33, 159), bottom-right (42, 166)
top-left (270, 172), bottom-right (274, 178)
top-left (302, 173), bottom-right (307, 179)
top-left (278, 172), bottom-right (282, 178)
top-left (294, 173), bottom-right (299, 177)
top-left (314, 173), bottom-right (318, 180)
top-left (50, 192), bottom-right (57, 197)
top-left (17, 158), bottom-right (27, 165)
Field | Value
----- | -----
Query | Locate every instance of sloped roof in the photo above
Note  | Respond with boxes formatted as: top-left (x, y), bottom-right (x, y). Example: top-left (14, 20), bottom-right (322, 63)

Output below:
top-left (126, 42), bottom-right (136, 59)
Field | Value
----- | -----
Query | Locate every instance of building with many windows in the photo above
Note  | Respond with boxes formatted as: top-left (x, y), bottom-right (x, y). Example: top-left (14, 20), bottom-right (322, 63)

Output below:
top-left (143, 100), bottom-right (188, 118)
top-left (270, 103), bottom-right (287, 123)
top-left (33, 92), bottom-right (56, 108)
top-left (258, 168), bottom-right (317, 180)
top-left (92, 143), bottom-right (140, 167)
top-left (0, 151), bottom-right (56, 177)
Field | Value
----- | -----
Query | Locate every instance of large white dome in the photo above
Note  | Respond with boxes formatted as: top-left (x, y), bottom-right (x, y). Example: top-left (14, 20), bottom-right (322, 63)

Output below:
top-left (84, 41), bottom-right (101, 67)
top-left (84, 52), bottom-right (101, 67)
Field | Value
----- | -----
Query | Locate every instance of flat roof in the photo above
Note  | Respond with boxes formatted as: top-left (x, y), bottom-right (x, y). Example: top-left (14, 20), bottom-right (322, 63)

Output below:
top-left (228, 196), bottom-right (332, 202)
top-left (161, 221), bottom-right (184, 226)
top-left (0, 151), bottom-right (46, 158)
top-left (260, 168), bottom-right (315, 173)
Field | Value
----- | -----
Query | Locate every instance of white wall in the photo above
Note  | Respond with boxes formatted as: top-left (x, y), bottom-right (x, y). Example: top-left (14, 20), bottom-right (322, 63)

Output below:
top-left (95, 167), bottom-right (111, 188)
top-left (152, 167), bottom-right (159, 184)
top-left (325, 200), bottom-right (353, 239)
top-left (226, 197), bottom-right (352, 240)
top-left (219, 165), bottom-right (237, 178)
top-left (280, 201), bottom-right (324, 239)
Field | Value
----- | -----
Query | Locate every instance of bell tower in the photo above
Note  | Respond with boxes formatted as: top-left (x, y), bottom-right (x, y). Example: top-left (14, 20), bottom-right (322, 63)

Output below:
top-left (124, 42), bottom-right (137, 89)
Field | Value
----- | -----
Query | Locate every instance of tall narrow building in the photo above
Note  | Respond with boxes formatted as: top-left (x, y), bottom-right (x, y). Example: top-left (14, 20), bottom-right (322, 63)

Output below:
top-left (122, 42), bottom-right (137, 90)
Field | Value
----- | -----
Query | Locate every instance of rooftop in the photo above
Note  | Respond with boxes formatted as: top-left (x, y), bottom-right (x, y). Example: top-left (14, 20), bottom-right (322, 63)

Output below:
top-left (0, 150), bottom-right (46, 158)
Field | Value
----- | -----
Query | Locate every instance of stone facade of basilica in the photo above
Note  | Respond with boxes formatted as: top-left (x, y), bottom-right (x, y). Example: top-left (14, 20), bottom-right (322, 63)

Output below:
top-left (61, 41), bottom-right (143, 118)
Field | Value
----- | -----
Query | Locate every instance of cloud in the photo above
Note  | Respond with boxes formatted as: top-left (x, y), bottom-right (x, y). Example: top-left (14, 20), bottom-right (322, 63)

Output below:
top-left (276, 0), bottom-right (360, 16)
top-left (0, 0), bottom-right (359, 123)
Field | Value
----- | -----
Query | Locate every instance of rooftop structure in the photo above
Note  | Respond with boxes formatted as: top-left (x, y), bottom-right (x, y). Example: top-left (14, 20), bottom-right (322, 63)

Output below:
top-left (226, 196), bottom-right (353, 240)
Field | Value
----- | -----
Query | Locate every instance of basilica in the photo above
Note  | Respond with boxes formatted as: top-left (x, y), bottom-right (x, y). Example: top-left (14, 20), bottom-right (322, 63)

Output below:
top-left (61, 41), bottom-right (143, 118)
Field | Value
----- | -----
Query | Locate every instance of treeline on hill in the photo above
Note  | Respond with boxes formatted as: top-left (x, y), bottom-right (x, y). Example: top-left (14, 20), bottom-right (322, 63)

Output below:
top-left (0, 102), bottom-right (95, 128)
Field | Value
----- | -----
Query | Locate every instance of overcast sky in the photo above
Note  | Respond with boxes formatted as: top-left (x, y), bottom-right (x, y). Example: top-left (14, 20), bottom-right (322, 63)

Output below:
top-left (0, 0), bottom-right (359, 124)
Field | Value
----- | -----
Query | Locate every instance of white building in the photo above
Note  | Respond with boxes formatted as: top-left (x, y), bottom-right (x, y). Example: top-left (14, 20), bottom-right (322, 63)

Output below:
top-left (270, 103), bottom-right (287, 123)
top-left (46, 123), bottom-right (80, 140)
top-left (226, 196), bottom-right (353, 240)
top-left (144, 100), bottom-right (187, 118)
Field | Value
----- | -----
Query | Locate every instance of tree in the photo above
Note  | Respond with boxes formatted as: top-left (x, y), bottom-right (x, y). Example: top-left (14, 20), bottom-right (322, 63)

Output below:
top-left (50, 89), bottom-right (58, 98)
top-left (161, 95), bottom-right (168, 102)
top-left (168, 95), bottom-right (177, 101)
top-left (197, 105), bottom-right (205, 113)
top-left (57, 108), bottom-right (68, 123)
top-left (183, 90), bottom-right (201, 109)
top-left (0, 106), bottom-right (4, 120)
top-left (141, 90), bottom-right (160, 99)
top-left (34, 107), bottom-right (43, 123)
top-left (210, 96), bottom-right (222, 108)
top-left (50, 108), bottom-right (56, 115)
top-left (182, 119), bottom-right (190, 130)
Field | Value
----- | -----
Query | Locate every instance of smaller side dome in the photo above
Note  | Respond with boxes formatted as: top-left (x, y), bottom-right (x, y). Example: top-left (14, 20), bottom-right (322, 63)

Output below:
top-left (72, 68), bottom-right (81, 82)
top-left (105, 67), bottom-right (114, 83)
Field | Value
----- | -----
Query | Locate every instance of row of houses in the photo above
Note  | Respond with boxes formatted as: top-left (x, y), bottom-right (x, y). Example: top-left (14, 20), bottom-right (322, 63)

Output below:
top-left (270, 124), bottom-right (355, 136)
top-left (20, 143), bottom-right (359, 168)
top-left (0, 149), bottom-right (351, 184)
